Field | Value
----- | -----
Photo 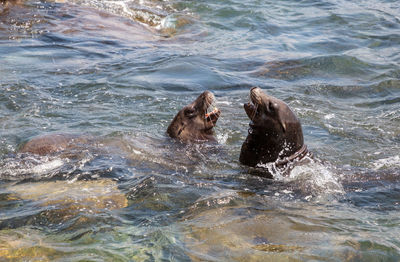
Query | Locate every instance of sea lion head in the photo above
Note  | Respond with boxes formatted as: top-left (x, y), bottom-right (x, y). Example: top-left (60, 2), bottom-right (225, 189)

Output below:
top-left (240, 87), bottom-right (304, 167)
top-left (167, 91), bottom-right (221, 142)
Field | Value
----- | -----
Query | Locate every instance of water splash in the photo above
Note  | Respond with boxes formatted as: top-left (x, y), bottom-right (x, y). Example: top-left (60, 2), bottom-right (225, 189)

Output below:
top-left (0, 154), bottom-right (65, 180)
top-left (286, 158), bottom-right (344, 198)
top-left (0, 150), bottom-right (98, 181)
top-left (372, 155), bottom-right (400, 170)
top-left (258, 157), bottom-right (344, 199)
top-left (73, 0), bottom-right (190, 33)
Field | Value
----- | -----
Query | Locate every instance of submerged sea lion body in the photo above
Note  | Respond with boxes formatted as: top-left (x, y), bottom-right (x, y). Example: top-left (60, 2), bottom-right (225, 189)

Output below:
top-left (240, 87), bottom-right (307, 168)
top-left (20, 91), bottom-right (220, 156)
top-left (20, 134), bottom-right (89, 156)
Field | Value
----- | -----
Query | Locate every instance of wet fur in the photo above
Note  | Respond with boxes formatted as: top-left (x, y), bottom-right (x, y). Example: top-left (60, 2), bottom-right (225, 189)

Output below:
top-left (240, 87), bottom-right (304, 167)
top-left (167, 91), bottom-right (220, 143)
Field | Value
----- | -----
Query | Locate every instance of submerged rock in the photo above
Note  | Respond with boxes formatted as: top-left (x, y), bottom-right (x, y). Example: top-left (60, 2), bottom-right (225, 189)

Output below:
top-left (6, 179), bottom-right (128, 227)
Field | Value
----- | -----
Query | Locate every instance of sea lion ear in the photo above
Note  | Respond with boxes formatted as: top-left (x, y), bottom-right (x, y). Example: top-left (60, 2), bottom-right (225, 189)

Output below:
top-left (276, 109), bottom-right (287, 133)
top-left (279, 120), bottom-right (287, 133)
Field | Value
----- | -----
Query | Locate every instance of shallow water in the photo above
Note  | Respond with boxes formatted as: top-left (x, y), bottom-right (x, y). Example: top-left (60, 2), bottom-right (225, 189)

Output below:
top-left (0, 0), bottom-right (399, 261)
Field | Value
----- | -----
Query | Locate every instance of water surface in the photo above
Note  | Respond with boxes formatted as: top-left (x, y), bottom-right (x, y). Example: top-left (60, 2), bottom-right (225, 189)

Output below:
top-left (1, 0), bottom-right (400, 261)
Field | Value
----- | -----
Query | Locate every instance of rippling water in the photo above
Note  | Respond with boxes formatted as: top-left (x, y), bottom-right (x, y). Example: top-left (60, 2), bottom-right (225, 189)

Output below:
top-left (1, 0), bottom-right (399, 260)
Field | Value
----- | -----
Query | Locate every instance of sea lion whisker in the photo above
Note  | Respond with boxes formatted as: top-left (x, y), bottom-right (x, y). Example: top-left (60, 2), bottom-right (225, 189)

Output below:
top-left (251, 103), bottom-right (258, 121)
top-left (177, 124), bottom-right (185, 136)
top-left (205, 113), bottom-right (215, 127)
top-left (205, 107), bottom-right (219, 120)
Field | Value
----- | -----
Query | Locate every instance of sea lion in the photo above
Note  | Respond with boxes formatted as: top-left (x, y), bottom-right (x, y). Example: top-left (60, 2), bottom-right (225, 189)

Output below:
top-left (20, 91), bottom-right (220, 155)
top-left (239, 87), bottom-right (308, 168)
top-left (19, 133), bottom-right (89, 156)
top-left (167, 91), bottom-right (220, 143)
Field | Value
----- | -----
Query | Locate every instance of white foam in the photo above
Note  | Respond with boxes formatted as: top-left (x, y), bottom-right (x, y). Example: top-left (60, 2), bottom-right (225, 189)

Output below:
top-left (258, 158), bottom-right (344, 198)
top-left (216, 133), bottom-right (228, 144)
top-left (132, 149), bottom-right (142, 155)
top-left (78, 0), bottom-right (179, 29)
top-left (324, 113), bottom-right (335, 120)
top-left (286, 160), bottom-right (344, 196)
top-left (159, 15), bottom-right (177, 30)
top-left (0, 155), bottom-right (65, 180)
top-left (372, 155), bottom-right (400, 170)
top-left (31, 159), bottom-right (64, 175)
top-left (217, 101), bottom-right (232, 106)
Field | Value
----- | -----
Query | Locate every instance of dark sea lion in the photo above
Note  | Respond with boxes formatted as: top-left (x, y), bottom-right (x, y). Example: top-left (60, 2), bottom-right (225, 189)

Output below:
top-left (167, 91), bottom-right (220, 143)
top-left (239, 87), bottom-right (308, 168)
top-left (20, 91), bottom-right (220, 156)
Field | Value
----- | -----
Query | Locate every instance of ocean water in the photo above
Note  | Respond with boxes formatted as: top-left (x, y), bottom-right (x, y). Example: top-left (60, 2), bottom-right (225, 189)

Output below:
top-left (0, 0), bottom-right (399, 261)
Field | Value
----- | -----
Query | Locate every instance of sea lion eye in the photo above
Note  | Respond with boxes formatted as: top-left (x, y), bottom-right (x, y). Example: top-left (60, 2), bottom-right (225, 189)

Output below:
top-left (184, 107), bottom-right (196, 118)
top-left (268, 102), bottom-right (276, 113)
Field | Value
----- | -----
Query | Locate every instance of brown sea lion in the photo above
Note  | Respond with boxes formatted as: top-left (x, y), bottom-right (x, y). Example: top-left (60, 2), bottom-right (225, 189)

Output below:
top-left (239, 87), bottom-right (308, 168)
top-left (20, 91), bottom-right (220, 155)
top-left (19, 133), bottom-right (90, 156)
top-left (167, 91), bottom-right (220, 143)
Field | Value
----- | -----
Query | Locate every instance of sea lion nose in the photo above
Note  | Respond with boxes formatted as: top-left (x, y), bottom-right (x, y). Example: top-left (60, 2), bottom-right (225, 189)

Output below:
top-left (250, 87), bottom-right (261, 94)
top-left (203, 90), bottom-right (216, 102)
top-left (249, 87), bottom-right (263, 102)
top-left (203, 90), bottom-right (212, 96)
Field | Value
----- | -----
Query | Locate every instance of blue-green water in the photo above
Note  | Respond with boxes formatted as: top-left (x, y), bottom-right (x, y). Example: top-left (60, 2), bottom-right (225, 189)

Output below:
top-left (1, 0), bottom-right (400, 260)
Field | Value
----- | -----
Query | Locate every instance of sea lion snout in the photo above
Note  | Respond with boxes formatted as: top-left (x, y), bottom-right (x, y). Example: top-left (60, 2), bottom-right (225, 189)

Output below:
top-left (250, 87), bottom-right (263, 105)
top-left (244, 87), bottom-right (263, 120)
top-left (203, 90), bottom-right (215, 105)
